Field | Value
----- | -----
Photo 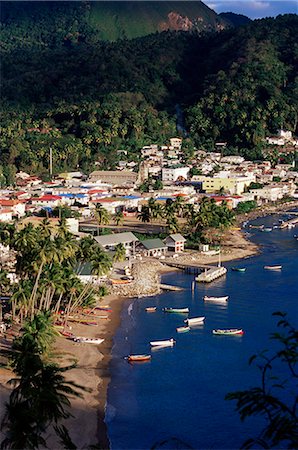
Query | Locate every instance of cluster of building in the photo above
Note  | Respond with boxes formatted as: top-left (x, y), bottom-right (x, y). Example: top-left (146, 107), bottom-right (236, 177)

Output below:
top-left (1, 131), bottom-right (298, 223)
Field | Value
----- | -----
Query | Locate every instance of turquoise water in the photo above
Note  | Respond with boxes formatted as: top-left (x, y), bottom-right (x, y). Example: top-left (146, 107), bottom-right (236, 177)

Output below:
top-left (106, 216), bottom-right (298, 449)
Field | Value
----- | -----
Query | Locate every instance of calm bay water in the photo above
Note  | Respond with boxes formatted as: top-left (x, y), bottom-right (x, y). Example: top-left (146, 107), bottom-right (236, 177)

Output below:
top-left (106, 215), bottom-right (298, 450)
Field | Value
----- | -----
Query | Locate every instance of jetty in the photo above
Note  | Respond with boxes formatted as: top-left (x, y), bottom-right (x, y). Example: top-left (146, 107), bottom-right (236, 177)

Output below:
top-left (160, 284), bottom-right (185, 291)
top-left (195, 266), bottom-right (227, 282)
top-left (162, 261), bottom-right (227, 283)
top-left (279, 216), bottom-right (298, 229)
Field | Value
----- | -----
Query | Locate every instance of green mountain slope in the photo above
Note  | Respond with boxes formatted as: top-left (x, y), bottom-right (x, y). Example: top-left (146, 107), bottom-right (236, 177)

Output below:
top-left (0, 0), bottom-right (227, 47)
top-left (0, 14), bottom-right (297, 180)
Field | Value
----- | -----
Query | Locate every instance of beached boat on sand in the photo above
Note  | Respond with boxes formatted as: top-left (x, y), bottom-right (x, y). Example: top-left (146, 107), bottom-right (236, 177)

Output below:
top-left (176, 326), bottom-right (190, 333)
top-left (145, 307), bottom-right (157, 312)
top-left (184, 316), bottom-right (205, 326)
top-left (212, 329), bottom-right (244, 335)
top-left (150, 338), bottom-right (175, 347)
top-left (73, 337), bottom-right (105, 344)
top-left (126, 354), bottom-right (151, 362)
top-left (162, 307), bottom-right (189, 313)
top-left (264, 265), bottom-right (282, 270)
top-left (203, 296), bottom-right (229, 302)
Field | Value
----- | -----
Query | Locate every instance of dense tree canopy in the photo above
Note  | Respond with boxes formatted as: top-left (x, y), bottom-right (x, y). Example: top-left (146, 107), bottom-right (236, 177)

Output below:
top-left (1, 13), bottom-right (297, 182)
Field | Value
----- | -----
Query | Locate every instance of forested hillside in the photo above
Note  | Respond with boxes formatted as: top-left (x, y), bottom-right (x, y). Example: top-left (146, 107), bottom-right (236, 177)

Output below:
top-left (1, 11), bottom-right (297, 183)
top-left (0, 0), bottom-right (226, 47)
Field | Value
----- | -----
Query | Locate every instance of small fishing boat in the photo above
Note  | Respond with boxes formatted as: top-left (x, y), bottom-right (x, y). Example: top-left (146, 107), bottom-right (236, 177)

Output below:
top-left (212, 329), bottom-right (244, 335)
top-left (150, 338), bottom-right (175, 347)
top-left (176, 326), bottom-right (190, 333)
top-left (184, 316), bottom-right (205, 326)
top-left (145, 307), bottom-right (157, 312)
top-left (231, 267), bottom-right (246, 272)
top-left (162, 307), bottom-right (189, 313)
top-left (93, 306), bottom-right (112, 312)
top-left (73, 337), bottom-right (105, 344)
top-left (249, 224), bottom-right (264, 229)
top-left (262, 227), bottom-right (272, 232)
top-left (126, 354), bottom-right (151, 362)
top-left (203, 296), bottom-right (229, 302)
top-left (264, 265), bottom-right (282, 270)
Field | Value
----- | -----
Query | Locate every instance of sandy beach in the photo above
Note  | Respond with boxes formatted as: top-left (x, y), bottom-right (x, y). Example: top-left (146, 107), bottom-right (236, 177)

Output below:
top-left (1, 200), bottom-right (297, 448)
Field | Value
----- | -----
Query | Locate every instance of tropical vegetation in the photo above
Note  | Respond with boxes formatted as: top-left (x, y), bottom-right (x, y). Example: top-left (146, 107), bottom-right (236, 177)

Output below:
top-left (1, 311), bottom-right (84, 449)
top-left (1, 13), bottom-right (297, 184)
top-left (0, 219), bottom-right (111, 324)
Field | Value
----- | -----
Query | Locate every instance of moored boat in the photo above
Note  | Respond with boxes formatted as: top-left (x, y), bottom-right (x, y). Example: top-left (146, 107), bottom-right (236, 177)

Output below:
top-left (176, 326), bottom-right (190, 333)
top-left (162, 307), bottom-right (189, 313)
top-left (145, 307), bottom-right (157, 312)
top-left (184, 316), bottom-right (205, 326)
top-left (212, 329), bottom-right (244, 335)
top-left (231, 267), bottom-right (246, 272)
top-left (73, 337), bottom-right (105, 344)
top-left (262, 227), bottom-right (272, 232)
top-left (264, 265), bottom-right (282, 270)
top-left (126, 354), bottom-right (151, 362)
top-left (203, 296), bottom-right (229, 302)
top-left (150, 338), bottom-right (175, 347)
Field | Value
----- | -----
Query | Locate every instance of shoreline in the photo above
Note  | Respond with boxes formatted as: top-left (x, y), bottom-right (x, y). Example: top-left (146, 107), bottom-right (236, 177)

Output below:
top-left (1, 200), bottom-right (297, 448)
top-left (62, 226), bottom-right (261, 448)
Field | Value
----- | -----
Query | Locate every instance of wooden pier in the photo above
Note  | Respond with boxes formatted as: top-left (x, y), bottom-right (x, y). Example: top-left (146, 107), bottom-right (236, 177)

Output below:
top-left (162, 261), bottom-right (227, 283)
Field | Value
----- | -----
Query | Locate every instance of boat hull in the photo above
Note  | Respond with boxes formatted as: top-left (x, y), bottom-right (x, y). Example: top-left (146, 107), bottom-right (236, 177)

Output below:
top-left (150, 339), bottom-right (175, 347)
top-left (185, 317), bottom-right (205, 326)
top-left (163, 308), bottom-right (189, 313)
top-left (203, 296), bottom-right (228, 301)
top-left (176, 326), bottom-right (190, 333)
top-left (127, 354), bottom-right (151, 362)
top-left (212, 329), bottom-right (243, 335)
top-left (264, 265), bottom-right (282, 270)
top-left (74, 337), bottom-right (105, 344)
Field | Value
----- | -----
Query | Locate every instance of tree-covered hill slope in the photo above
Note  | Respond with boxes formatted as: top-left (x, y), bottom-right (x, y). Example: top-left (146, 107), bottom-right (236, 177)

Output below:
top-left (0, 0), bottom-right (227, 47)
top-left (0, 14), bottom-right (297, 182)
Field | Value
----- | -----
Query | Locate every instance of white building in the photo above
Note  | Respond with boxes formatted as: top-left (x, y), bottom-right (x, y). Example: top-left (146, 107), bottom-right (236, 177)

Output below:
top-left (266, 129), bottom-right (298, 146)
top-left (162, 166), bottom-right (190, 183)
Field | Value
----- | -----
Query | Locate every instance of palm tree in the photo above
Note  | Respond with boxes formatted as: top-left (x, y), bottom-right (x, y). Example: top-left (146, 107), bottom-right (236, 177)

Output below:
top-left (94, 204), bottom-right (110, 235)
top-left (137, 205), bottom-right (151, 223)
top-left (114, 243), bottom-right (126, 262)
top-left (77, 235), bottom-right (96, 262)
top-left (166, 215), bottom-right (180, 234)
top-left (20, 311), bottom-right (58, 356)
top-left (90, 248), bottom-right (112, 276)
top-left (113, 210), bottom-right (124, 227)
top-left (1, 313), bottom-right (84, 450)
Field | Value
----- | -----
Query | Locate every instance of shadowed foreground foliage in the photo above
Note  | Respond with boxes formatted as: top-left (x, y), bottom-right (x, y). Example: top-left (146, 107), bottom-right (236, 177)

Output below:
top-left (226, 312), bottom-right (298, 449)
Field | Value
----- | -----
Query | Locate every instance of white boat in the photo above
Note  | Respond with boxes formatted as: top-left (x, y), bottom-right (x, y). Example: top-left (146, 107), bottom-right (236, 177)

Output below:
top-left (264, 265), bottom-right (282, 270)
top-left (74, 337), bottom-right (105, 344)
top-left (176, 326), bottom-right (190, 333)
top-left (150, 338), bottom-right (175, 347)
top-left (184, 316), bottom-right (205, 326)
top-left (203, 295), bottom-right (229, 302)
top-left (212, 329), bottom-right (244, 335)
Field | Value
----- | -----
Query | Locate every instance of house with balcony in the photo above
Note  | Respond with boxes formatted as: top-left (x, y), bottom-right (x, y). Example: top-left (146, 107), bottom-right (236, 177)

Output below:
top-left (165, 234), bottom-right (186, 252)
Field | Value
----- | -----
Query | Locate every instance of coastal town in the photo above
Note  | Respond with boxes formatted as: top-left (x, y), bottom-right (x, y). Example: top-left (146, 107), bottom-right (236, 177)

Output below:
top-left (1, 129), bottom-right (298, 448)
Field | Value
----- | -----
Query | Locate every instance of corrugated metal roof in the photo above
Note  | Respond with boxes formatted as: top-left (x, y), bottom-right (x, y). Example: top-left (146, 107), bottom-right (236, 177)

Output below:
top-left (94, 232), bottom-right (138, 247)
top-left (140, 238), bottom-right (167, 250)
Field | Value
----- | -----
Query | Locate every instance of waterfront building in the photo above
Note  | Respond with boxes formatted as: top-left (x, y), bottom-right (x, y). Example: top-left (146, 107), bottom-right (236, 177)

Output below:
top-left (94, 232), bottom-right (139, 255)
top-left (165, 234), bottom-right (186, 252)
